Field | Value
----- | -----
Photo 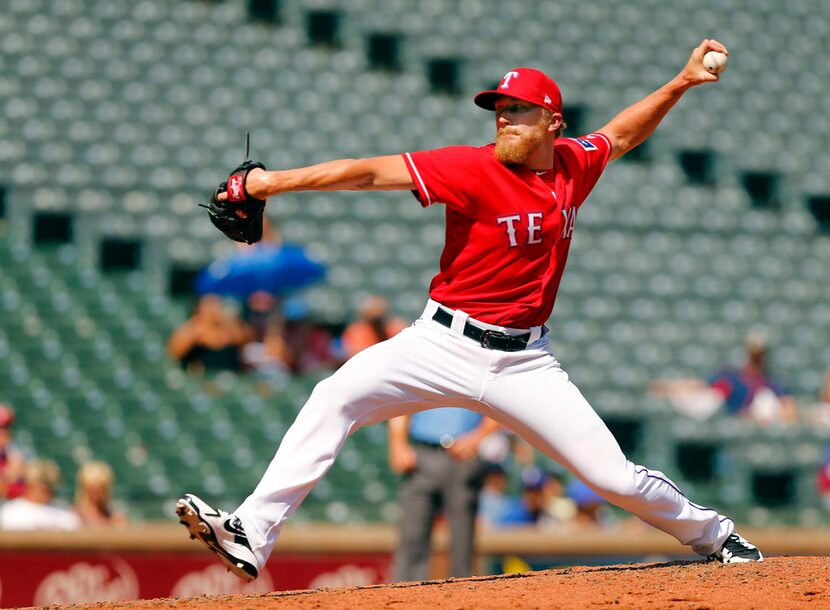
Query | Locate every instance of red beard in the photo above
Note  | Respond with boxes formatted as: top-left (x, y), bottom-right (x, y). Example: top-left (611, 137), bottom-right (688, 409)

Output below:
top-left (494, 126), bottom-right (546, 165)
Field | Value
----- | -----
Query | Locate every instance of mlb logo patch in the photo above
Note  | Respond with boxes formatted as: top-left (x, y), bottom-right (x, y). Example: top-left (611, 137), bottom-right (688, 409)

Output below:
top-left (574, 138), bottom-right (598, 151)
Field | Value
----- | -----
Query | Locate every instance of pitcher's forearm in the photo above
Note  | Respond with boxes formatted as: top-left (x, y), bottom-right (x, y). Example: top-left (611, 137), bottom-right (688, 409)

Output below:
top-left (598, 39), bottom-right (728, 161)
top-left (599, 76), bottom-right (693, 159)
top-left (250, 156), bottom-right (415, 198)
top-left (473, 416), bottom-right (502, 442)
top-left (388, 415), bottom-right (411, 447)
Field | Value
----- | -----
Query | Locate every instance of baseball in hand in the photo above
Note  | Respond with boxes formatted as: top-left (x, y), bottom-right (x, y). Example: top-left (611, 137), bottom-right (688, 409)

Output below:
top-left (703, 51), bottom-right (728, 74)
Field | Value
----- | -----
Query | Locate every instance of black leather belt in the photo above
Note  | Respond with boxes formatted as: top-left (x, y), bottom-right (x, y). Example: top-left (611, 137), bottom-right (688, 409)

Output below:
top-left (432, 307), bottom-right (538, 352)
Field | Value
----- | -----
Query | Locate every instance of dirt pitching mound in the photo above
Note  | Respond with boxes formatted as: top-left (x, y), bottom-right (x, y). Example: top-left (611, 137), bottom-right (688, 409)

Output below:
top-left (31, 556), bottom-right (829, 610)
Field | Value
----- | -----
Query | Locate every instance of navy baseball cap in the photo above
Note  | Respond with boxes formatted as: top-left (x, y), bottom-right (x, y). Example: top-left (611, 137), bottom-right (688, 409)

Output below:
top-left (475, 67), bottom-right (563, 115)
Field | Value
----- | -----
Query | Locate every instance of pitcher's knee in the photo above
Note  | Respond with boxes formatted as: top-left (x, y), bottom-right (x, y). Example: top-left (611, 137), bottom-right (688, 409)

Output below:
top-left (583, 470), bottom-right (641, 504)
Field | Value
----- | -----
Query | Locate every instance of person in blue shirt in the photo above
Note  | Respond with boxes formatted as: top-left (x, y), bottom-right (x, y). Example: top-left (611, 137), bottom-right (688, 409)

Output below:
top-left (477, 463), bottom-right (511, 527)
top-left (494, 465), bottom-right (556, 527)
top-left (388, 408), bottom-right (500, 581)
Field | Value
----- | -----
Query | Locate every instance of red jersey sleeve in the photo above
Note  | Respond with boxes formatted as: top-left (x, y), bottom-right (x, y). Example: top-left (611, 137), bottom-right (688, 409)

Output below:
top-left (401, 146), bottom-right (482, 216)
top-left (555, 132), bottom-right (612, 207)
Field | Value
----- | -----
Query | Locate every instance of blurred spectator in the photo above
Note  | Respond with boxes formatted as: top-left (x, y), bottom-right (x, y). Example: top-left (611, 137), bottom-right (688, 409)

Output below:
top-left (244, 290), bottom-right (280, 340)
top-left (342, 296), bottom-right (408, 358)
top-left (242, 293), bottom-right (342, 379)
top-left (480, 459), bottom-right (578, 529)
top-left (650, 332), bottom-right (797, 426)
top-left (565, 479), bottom-right (611, 528)
top-left (167, 294), bottom-right (254, 374)
top-left (74, 460), bottom-right (127, 527)
top-left (240, 291), bottom-right (293, 383)
top-left (486, 468), bottom-right (608, 530)
top-left (389, 410), bottom-right (500, 581)
top-left (493, 465), bottom-right (553, 526)
top-left (0, 459), bottom-right (80, 531)
top-left (0, 404), bottom-right (26, 499)
top-left (478, 463), bottom-right (511, 527)
top-left (708, 333), bottom-right (797, 424)
top-left (817, 444), bottom-right (830, 508)
top-left (242, 324), bottom-right (294, 382)
top-left (815, 374), bottom-right (830, 505)
top-left (280, 297), bottom-right (342, 374)
top-left (540, 471), bottom-right (577, 527)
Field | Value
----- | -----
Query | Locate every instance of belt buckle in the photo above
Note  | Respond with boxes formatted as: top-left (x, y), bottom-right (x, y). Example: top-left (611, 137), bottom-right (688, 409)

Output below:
top-left (480, 329), bottom-right (509, 349)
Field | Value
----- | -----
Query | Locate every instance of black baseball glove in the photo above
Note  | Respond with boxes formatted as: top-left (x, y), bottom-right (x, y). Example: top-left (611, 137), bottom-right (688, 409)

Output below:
top-left (202, 160), bottom-right (267, 244)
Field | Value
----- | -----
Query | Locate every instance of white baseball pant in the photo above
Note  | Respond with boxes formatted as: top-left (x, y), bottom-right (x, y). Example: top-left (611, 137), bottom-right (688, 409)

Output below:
top-left (236, 299), bottom-right (734, 567)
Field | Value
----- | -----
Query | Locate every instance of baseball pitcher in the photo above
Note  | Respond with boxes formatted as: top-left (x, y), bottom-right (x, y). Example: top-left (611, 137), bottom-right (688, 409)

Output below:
top-left (178, 39), bottom-right (761, 582)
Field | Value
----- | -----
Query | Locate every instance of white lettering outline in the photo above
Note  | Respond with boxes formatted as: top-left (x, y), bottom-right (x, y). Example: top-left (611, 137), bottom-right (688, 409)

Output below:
top-left (527, 212), bottom-right (543, 245)
top-left (561, 207), bottom-right (577, 239)
top-left (403, 153), bottom-right (432, 206)
top-left (497, 214), bottom-right (522, 247)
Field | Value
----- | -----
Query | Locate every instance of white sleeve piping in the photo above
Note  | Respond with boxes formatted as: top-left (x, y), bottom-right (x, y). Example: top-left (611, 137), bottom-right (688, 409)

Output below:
top-left (590, 132), bottom-right (613, 151)
top-left (404, 152), bottom-right (432, 206)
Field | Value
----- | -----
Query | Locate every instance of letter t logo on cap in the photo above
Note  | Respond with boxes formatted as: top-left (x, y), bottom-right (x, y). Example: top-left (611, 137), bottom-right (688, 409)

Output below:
top-left (500, 71), bottom-right (520, 89)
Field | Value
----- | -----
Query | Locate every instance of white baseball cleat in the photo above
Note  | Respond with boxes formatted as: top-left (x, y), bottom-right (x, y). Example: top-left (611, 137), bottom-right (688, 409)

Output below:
top-left (707, 532), bottom-right (763, 563)
top-left (176, 493), bottom-right (260, 582)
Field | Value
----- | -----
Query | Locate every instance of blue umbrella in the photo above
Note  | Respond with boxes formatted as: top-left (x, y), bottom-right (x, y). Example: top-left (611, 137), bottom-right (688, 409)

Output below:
top-left (195, 243), bottom-right (326, 299)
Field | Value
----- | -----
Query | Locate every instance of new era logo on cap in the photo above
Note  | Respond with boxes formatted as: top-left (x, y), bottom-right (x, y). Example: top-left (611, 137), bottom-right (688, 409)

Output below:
top-left (475, 67), bottom-right (562, 115)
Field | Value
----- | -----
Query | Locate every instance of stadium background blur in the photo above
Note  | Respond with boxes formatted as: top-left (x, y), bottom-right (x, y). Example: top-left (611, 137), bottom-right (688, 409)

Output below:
top-left (2, 0), bottom-right (830, 603)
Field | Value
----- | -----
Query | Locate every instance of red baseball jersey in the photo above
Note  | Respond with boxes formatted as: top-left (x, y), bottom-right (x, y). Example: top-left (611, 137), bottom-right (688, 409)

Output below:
top-left (402, 133), bottom-right (612, 328)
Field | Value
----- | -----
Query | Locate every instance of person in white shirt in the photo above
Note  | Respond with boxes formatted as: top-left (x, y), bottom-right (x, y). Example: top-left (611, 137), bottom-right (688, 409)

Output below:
top-left (0, 459), bottom-right (81, 531)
